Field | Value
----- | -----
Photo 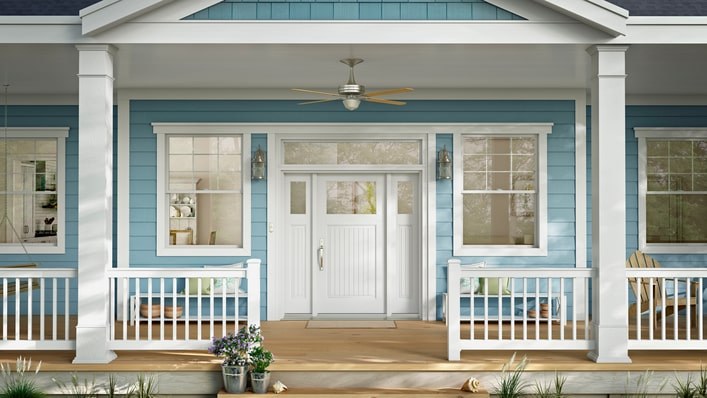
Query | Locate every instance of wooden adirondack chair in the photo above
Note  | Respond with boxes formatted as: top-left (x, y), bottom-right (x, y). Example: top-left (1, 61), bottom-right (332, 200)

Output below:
top-left (0, 263), bottom-right (40, 297)
top-left (626, 250), bottom-right (698, 325)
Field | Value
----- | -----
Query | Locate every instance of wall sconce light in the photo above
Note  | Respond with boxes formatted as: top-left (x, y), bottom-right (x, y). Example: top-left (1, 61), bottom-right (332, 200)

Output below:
top-left (437, 145), bottom-right (452, 180)
top-left (251, 146), bottom-right (266, 180)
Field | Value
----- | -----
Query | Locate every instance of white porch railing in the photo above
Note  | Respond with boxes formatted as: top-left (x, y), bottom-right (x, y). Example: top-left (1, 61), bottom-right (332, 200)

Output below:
top-left (627, 268), bottom-right (706, 349)
top-left (107, 258), bottom-right (261, 350)
top-left (0, 267), bottom-right (77, 350)
top-left (447, 258), bottom-right (595, 361)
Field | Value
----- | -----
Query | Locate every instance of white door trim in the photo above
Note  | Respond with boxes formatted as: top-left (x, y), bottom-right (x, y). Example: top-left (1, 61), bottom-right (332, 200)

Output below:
top-left (267, 128), bottom-right (432, 321)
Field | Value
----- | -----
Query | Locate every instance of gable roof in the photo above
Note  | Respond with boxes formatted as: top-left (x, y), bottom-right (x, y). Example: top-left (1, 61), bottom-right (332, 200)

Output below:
top-left (0, 0), bottom-right (101, 15)
top-left (606, 0), bottom-right (707, 16)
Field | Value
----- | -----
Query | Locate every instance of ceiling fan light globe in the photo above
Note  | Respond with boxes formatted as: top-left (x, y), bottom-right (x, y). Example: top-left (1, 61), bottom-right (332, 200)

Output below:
top-left (342, 97), bottom-right (361, 111)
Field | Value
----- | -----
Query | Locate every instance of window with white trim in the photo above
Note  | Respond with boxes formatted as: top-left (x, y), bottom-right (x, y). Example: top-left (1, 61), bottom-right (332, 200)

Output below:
top-left (453, 125), bottom-right (551, 256)
top-left (636, 128), bottom-right (707, 253)
top-left (154, 124), bottom-right (251, 256)
top-left (0, 128), bottom-right (68, 254)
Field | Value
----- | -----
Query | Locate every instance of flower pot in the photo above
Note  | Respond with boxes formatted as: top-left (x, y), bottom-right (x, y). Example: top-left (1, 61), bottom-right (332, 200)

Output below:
top-left (250, 371), bottom-right (271, 394)
top-left (222, 365), bottom-right (248, 393)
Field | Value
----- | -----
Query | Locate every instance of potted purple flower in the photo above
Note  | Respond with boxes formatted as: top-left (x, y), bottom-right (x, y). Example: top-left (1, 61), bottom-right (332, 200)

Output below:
top-left (209, 324), bottom-right (263, 393)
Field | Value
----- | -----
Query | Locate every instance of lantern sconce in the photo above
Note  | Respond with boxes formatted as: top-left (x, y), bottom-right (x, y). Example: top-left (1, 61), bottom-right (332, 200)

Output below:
top-left (437, 145), bottom-right (452, 180)
top-left (251, 146), bottom-right (266, 180)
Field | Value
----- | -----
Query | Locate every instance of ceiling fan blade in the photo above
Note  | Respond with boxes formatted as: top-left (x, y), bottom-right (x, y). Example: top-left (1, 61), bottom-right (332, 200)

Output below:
top-left (298, 98), bottom-right (340, 105)
top-left (365, 88), bottom-right (414, 97)
top-left (291, 88), bottom-right (341, 97)
top-left (363, 97), bottom-right (406, 106)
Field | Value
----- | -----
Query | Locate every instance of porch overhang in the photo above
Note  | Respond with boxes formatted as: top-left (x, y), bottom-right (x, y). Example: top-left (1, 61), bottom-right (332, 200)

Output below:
top-left (80, 0), bottom-right (179, 35)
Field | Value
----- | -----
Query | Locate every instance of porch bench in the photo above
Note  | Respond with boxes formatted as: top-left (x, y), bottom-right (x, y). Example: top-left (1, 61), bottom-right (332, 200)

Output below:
top-left (218, 388), bottom-right (489, 397)
top-left (442, 291), bottom-right (567, 326)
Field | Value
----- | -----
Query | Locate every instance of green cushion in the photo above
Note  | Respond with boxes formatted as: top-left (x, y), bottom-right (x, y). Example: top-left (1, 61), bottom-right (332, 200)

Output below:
top-left (477, 277), bottom-right (511, 295)
top-left (185, 277), bottom-right (212, 294)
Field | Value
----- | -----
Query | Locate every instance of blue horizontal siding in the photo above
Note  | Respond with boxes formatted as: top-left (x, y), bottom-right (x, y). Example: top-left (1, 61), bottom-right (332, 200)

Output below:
top-left (183, 0), bottom-right (523, 20)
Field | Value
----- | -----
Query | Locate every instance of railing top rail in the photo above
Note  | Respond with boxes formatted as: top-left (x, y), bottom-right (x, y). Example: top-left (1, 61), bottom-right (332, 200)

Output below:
top-left (107, 268), bottom-right (249, 278)
top-left (0, 268), bottom-right (77, 278)
top-left (451, 267), bottom-right (595, 278)
top-left (626, 268), bottom-right (707, 277)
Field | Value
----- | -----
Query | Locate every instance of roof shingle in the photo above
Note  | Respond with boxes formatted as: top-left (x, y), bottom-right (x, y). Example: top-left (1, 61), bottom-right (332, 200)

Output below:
top-left (0, 0), bottom-right (101, 16)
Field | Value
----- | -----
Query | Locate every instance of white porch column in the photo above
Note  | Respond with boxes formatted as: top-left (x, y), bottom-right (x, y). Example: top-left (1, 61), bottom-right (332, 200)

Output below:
top-left (73, 44), bottom-right (117, 364)
top-left (586, 45), bottom-right (631, 364)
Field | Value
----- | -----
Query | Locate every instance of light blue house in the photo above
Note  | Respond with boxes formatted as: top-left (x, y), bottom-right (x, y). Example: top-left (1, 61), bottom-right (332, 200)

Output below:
top-left (0, 0), bottom-right (706, 372)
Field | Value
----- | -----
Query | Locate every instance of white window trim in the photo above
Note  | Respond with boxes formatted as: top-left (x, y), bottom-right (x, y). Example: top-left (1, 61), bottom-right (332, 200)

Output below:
top-left (0, 127), bottom-right (68, 254)
top-left (635, 127), bottom-right (707, 254)
top-left (452, 123), bottom-right (552, 257)
top-left (153, 123), bottom-right (251, 257)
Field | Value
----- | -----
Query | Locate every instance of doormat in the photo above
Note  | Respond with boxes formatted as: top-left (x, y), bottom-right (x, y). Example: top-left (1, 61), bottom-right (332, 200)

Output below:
top-left (306, 320), bottom-right (397, 329)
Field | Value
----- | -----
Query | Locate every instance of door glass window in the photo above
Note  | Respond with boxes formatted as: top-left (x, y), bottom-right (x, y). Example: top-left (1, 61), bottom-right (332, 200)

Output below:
top-left (397, 181), bottom-right (413, 214)
top-left (290, 181), bottom-right (306, 215)
top-left (326, 181), bottom-right (377, 214)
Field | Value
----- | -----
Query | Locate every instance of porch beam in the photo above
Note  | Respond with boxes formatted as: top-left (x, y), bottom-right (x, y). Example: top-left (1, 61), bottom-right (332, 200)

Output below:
top-left (586, 44), bottom-right (631, 364)
top-left (73, 44), bottom-right (118, 364)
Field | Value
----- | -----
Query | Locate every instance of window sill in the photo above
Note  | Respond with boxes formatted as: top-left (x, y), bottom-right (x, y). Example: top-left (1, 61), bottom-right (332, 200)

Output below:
top-left (641, 243), bottom-right (707, 255)
top-left (0, 244), bottom-right (65, 254)
top-left (453, 246), bottom-right (547, 257)
top-left (157, 245), bottom-right (250, 257)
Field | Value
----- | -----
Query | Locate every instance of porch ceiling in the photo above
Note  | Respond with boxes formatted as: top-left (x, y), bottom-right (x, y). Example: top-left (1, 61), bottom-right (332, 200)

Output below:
top-left (1, 43), bottom-right (706, 98)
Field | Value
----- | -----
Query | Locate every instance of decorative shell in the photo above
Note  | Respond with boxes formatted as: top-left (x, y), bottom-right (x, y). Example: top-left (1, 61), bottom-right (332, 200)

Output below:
top-left (272, 380), bottom-right (288, 394)
top-left (461, 377), bottom-right (481, 393)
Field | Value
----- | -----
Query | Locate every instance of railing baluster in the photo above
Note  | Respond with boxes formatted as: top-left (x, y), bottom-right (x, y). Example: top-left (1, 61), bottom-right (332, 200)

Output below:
top-left (673, 277), bottom-right (678, 341)
top-left (699, 279), bottom-right (704, 340)
top-left (27, 277), bottom-right (32, 340)
top-left (522, 278), bottom-right (527, 341)
top-left (636, 277), bottom-right (642, 341)
top-left (197, 278), bottom-right (203, 341)
top-left (185, 278), bottom-right (190, 341)
top-left (221, 282), bottom-right (227, 338)
top-left (534, 277), bottom-right (540, 340)
top-left (686, 277), bottom-right (691, 341)
top-left (510, 278), bottom-right (515, 341)
top-left (497, 277), bottom-right (502, 341)
top-left (64, 277), bottom-right (69, 340)
top-left (483, 282), bottom-right (488, 341)
top-left (2, 278), bottom-right (7, 340)
top-left (147, 277), bottom-right (153, 341)
top-left (40, 278), bottom-right (45, 341)
top-left (159, 278), bottom-right (165, 341)
top-left (14, 278), bottom-right (19, 341)
top-left (135, 278), bottom-right (141, 341)
top-left (661, 278), bottom-right (666, 341)
top-left (52, 278), bottom-right (57, 341)
top-left (559, 278), bottom-right (565, 341)
top-left (171, 278), bottom-right (177, 341)
top-left (209, 278), bottom-right (215, 339)
top-left (547, 277), bottom-right (552, 341)
top-left (122, 277), bottom-right (128, 340)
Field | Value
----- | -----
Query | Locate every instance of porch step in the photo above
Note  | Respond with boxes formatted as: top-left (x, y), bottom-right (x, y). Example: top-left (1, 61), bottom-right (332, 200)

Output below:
top-left (218, 388), bottom-right (489, 397)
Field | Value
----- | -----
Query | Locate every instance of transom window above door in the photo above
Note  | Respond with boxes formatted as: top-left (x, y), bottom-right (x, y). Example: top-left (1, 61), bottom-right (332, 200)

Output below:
top-left (153, 124), bottom-right (251, 256)
top-left (283, 141), bottom-right (422, 165)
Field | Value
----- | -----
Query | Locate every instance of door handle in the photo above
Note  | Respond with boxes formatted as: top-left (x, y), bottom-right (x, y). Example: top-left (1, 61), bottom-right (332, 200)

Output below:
top-left (318, 239), bottom-right (324, 271)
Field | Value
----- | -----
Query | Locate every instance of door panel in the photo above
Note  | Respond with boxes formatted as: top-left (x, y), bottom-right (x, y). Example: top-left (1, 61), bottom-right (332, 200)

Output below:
top-left (314, 175), bottom-right (385, 314)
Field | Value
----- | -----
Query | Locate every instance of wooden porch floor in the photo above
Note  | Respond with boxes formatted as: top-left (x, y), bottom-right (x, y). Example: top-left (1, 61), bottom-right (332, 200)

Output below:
top-left (1, 319), bottom-right (705, 372)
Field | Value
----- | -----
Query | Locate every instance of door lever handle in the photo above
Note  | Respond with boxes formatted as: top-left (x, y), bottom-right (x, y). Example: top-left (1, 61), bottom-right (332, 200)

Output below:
top-left (318, 239), bottom-right (324, 271)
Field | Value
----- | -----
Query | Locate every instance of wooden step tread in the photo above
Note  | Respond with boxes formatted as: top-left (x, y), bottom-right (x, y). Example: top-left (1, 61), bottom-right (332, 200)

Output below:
top-left (218, 388), bottom-right (489, 397)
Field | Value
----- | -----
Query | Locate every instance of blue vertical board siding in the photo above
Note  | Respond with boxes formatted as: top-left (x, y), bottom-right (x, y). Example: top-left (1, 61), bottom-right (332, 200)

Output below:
top-left (185, 0), bottom-right (523, 20)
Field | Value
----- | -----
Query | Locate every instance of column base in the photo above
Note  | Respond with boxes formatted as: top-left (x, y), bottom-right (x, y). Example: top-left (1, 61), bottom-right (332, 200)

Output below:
top-left (587, 324), bottom-right (631, 363)
top-left (73, 325), bottom-right (117, 364)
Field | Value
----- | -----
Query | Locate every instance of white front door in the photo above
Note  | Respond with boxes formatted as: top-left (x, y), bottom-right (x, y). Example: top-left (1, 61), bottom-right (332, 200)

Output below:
top-left (313, 175), bottom-right (386, 315)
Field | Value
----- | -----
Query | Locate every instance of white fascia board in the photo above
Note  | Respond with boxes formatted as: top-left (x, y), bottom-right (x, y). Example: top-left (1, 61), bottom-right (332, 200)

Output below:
top-left (0, 16), bottom-right (82, 43)
top-left (80, 0), bottom-right (176, 35)
top-left (485, 0), bottom-right (574, 22)
top-left (615, 17), bottom-right (707, 44)
top-left (532, 0), bottom-right (628, 36)
top-left (90, 20), bottom-right (610, 44)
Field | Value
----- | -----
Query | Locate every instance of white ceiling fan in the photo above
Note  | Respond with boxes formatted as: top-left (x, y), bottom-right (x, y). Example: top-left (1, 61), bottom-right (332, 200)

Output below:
top-left (292, 58), bottom-right (413, 111)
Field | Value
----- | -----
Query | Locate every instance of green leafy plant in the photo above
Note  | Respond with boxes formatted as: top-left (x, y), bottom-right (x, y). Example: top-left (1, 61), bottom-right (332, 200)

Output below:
top-left (105, 374), bottom-right (136, 398)
top-left (0, 357), bottom-right (44, 398)
top-left (133, 374), bottom-right (157, 398)
top-left (533, 371), bottom-right (566, 398)
top-left (209, 324), bottom-right (264, 366)
top-left (250, 345), bottom-right (274, 373)
top-left (52, 374), bottom-right (101, 398)
top-left (672, 373), bottom-right (697, 398)
top-left (494, 353), bottom-right (529, 398)
top-left (624, 370), bottom-right (666, 398)
top-left (696, 363), bottom-right (707, 398)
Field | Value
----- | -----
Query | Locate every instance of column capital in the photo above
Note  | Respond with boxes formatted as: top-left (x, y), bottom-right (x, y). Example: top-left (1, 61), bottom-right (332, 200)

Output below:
top-left (75, 44), bottom-right (118, 55)
top-left (586, 44), bottom-right (630, 56)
